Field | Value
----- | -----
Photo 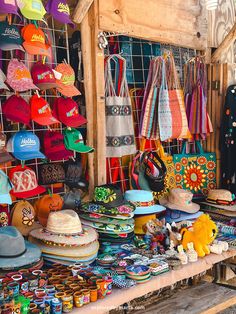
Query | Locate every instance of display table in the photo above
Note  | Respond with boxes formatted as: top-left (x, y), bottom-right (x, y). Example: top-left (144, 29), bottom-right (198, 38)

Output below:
top-left (71, 250), bottom-right (236, 314)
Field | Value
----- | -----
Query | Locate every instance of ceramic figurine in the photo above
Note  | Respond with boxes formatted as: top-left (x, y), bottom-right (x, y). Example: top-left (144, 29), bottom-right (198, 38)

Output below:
top-left (186, 242), bottom-right (198, 262)
top-left (166, 222), bottom-right (182, 247)
top-left (177, 245), bottom-right (188, 265)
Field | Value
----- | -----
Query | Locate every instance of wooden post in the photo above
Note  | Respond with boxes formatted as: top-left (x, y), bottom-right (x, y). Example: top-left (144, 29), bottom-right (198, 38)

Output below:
top-left (81, 0), bottom-right (106, 191)
top-left (73, 0), bottom-right (95, 24)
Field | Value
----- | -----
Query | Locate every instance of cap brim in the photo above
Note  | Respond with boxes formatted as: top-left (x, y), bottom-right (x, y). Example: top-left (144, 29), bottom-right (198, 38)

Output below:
top-left (159, 197), bottom-right (200, 213)
top-left (0, 44), bottom-right (24, 52)
top-left (68, 144), bottom-right (94, 154)
top-left (33, 116), bottom-right (60, 126)
top-left (0, 151), bottom-right (15, 164)
top-left (23, 41), bottom-right (51, 57)
top-left (13, 151), bottom-right (46, 161)
top-left (35, 82), bottom-right (58, 90)
top-left (0, 194), bottom-right (12, 205)
top-left (60, 115), bottom-right (87, 127)
top-left (57, 82), bottom-right (81, 97)
top-left (6, 79), bottom-right (39, 92)
top-left (0, 82), bottom-right (9, 91)
top-left (11, 185), bottom-right (46, 198)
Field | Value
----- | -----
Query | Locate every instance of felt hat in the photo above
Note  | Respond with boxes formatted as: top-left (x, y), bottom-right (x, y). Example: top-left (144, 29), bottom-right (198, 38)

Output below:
top-left (124, 190), bottom-right (165, 215)
top-left (34, 194), bottom-right (63, 227)
top-left (11, 200), bottom-right (41, 236)
top-left (165, 208), bottom-right (203, 223)
top-left (16, 0), bottom-right (46, 21)
top-left (0, 170), bottom-right (13, 205)
top-left (63, 128), bottom-right (93, 153)
top-left (203, 189), bottom-right (236, 211)
top-left (7, 131), bottom-right (45, 161)
top-left (0, 21), bottom-right (24, 51)
top-left (29, 210), bottom-right (98, 247)
top-left (45, 0), bottom-right (74, 28)
top-left (9, 165), bottom-right (46, 198)
top-left (134, 214), bottom-right (156, 235)
top-left (0, 69), bottom-right (9, 91)
top-left (31, 62), bottom-right (58, 90)
top-left (2, 95), bottom-right (31, 127)
top-left (0, 226), bottom-right (41, 269)
top-left (0, 133), bottom-right (15, 165)
top-left (55, 63), bottom-right (81, 97)
top-left (30, 95), bottom-right (59, 126)
top-left (159, 188), bottom-right (200, 213)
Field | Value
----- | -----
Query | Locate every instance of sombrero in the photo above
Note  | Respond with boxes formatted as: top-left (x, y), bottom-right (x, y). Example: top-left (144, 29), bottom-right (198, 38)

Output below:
top-left (78, 207), bottom-right (134, 219)
top-left (202, 189), bottom-right (236, 211)
top-left (80, 218), bottom-right (134, 234)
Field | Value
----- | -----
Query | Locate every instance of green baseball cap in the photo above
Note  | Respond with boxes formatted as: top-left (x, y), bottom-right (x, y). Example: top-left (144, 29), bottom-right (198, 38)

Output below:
top-left (63, 128), bottom-right (94, 153)
top-left (17, 0), bottom-right (46, 21)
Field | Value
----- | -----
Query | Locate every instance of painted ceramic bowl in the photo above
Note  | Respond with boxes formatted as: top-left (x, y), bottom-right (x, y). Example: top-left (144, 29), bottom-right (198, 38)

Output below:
top-left (126, 273), bottom-right (151, 280)
top-left (125, 265), bottom-right (150, 276)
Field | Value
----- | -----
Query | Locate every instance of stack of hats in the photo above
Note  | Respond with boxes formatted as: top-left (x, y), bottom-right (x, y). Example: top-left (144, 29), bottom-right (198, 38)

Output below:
top-left (78, 185), bottom-right (135, 244)
top-left (159, 188), bottom-right (202, 223)
top-left (124, 190), bottom-right (166, 235)
top-left (29, 210), bottom-right (99, 266)
top-left (0, 226), bottom-right (42, 273)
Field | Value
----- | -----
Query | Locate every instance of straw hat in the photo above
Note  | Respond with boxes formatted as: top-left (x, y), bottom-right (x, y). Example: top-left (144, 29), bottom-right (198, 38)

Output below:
top-left (203, 189), bottom-right (236, 211)
top-left (29, 210), bottom-right (98, 246)
top-left (159, 188), bottom-right (200, 213)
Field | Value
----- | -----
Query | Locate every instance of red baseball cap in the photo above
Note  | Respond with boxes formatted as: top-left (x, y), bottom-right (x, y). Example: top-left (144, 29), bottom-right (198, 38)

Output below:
top-left (52, 97), bottom-right (87, 127)
top-left (43, 130), bottom-right (73, 161)
top-left (30, 95), bottom-right (59, 126)
top-left (9, 165), bottom-right (46, 198)
top-left (2, 95), bottom-right (31, 127)
top-left (31, 62), bottom-right (58, 90)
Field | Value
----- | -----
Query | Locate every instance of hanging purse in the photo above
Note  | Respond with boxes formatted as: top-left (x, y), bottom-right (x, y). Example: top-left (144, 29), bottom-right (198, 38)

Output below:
top-left (38, 162), bottom-right (65, 185)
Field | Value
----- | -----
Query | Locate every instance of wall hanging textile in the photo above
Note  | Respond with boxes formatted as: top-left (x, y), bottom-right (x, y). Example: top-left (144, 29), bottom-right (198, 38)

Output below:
top-left (173, 141), bottom-right (216, 199)
top-left (184, 56), bottom-right (213, 140)
top-left (105, 54), bottom-right (136, 157)
top-left (220, 85), bottom-right (236, 194)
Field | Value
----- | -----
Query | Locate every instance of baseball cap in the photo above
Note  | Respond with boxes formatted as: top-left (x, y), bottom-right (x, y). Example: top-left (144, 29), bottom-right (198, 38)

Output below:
top-left (43, 130), bottom-right (73, 161)
top-left (30, 95), bottom-right (59, 126)
top-left (11, 200), bottom-right (41, 236)
top-left (6, 59), bottom-right (39, 92)
top-left (9, 165), bottom-right (46, 198)
top-left (21, 24), bottom-right (51, 57)
top-left (55, 63), bottom-right (81, 97)
top-left (0, 0), bottom-right (21, 19)
top-left (0, 21), bottom-right (24, 51)
top-left (31, 62), bottom-right (58, 90)
top-left (0, 170), bottom-right (13, 204)
top-left (46, 0), bottom-right (75, 28)
top-left (63, 128), bottom-right (94, 153)
top-left (7, 131), bottom-right (45, 161)
top-left (52, 97), bottom-right (87, 127)
top-left (16, 0), bottom-right (46, 21)
top-left (0, 133), bottom-right (15, 165)
top-left (0, 69), bottom-right (9, 91)
top-left (2, 95), bottom-right (31, 127)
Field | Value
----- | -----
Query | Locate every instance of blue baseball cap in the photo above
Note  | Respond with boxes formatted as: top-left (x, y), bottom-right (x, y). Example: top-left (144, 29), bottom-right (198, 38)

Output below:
top-left (7, 131), bottom-right (45, 161)
top-left (0, 21), bottom-right (24, 51)
top-left (0, 170), bottom-right (13, 205)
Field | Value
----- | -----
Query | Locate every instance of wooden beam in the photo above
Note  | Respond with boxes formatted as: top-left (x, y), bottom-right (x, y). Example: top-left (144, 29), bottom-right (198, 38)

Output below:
top-left (73, 0), bottom-right (94, 24)
top-left (211, 22), bottom-right (236, 63)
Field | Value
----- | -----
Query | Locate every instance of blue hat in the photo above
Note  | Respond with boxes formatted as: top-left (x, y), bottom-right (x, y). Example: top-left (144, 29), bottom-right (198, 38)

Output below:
top-left (7, 131), bottom-right (45, 161)
top-left (124, 190), bottom-right (165, 215)
top-left (0, 21), bottom-right (24, 51)
top-left (0, 226), bottom-right (41, 270)
top-left (0, 170), bottom-right (13, 205)
top-left (165, 209), bottom-right (203, 223)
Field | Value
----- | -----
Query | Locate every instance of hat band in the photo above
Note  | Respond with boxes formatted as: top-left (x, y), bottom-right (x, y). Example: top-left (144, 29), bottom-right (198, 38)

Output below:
top-left (0, 248), bottom-right (26, 258)
top-left (130, 200), bottom-right (155, 207)
top-left (207, 198), bottom-right (235, 206)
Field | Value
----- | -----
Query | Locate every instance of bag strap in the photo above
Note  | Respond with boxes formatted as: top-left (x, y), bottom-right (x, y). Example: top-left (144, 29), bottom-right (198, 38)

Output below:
top-left (143, 151), bottom-right (167, 175)
top-left (181, 140), bottom-right (204, 154)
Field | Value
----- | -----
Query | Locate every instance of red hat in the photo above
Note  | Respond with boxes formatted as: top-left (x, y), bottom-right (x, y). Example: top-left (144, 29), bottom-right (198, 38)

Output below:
top-left (2, 95), bottom-right (31, 127)
top-left (55, 63), bottom-right (80, 97)
top-left (31, 62), bottom-right (58, 90)
top-left (43, 130), bottom-right (73, 161)
top-left (52, 97), bottom-right (87, 127)
top-left (9, 165), bottom-right (46, 198)
top-left (30, 95), bottom-right (59, 126)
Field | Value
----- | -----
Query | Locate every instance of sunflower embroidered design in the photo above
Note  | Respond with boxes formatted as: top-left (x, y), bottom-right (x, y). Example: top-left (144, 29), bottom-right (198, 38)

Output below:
top-left (183, 163), bottom-right (206, 192)
top-left (175, 162), bottom-right (182, 172)
top-left (197, 156), bottom-right (207, 165)
top-left (181, 157), bottom-right (188, 166)
top-left (206, 160), bottom-right (216, 170)
top-left (207, 172), bottom-right (215, 180)
top-left (175, 174), bottom-right (182, 183)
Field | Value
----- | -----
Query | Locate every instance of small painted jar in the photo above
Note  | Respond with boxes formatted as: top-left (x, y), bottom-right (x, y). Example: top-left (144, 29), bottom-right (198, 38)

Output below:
top-left (96, 279), bottom-right (107, 299)
top-left (104, 276), bottom-right (112, 295)
top-left (89, 286), bottom-right (98, 302)
top-left (24, 291), bottom-right (34, 301)
top-left (38, 273), bottom-right (48, 288)
top-left (55, 284), bottom-right (65, 292)
top-left (7, 281), bottom-right (20, 298)
top-left (55, 292), bottom-right (65, 301)
top-left (73, 291), bottom-right (83, 308)
top-left (81, 289), bottom-right (90, 305)
top-left (29, 302), bottom-right (37, 311)
top-left (62, 295), bottom-right (73, 313)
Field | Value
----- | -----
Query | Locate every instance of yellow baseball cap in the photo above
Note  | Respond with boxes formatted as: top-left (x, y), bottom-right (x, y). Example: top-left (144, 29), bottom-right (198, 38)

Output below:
top-left (17, 0), bottom-right (46, 21)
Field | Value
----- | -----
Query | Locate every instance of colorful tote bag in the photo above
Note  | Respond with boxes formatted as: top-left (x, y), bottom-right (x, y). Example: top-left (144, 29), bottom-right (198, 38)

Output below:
top-left (173, 141), bottom-right (216, 198)
top-left (158, 59), bottom-right (172, 141)
top-left (105, 55), bottom-right (136, 157)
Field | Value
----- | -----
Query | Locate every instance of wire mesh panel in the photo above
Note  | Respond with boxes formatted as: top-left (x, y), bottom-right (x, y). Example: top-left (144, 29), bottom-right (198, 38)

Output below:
top-left (105, 36), bottom-right (196, 192)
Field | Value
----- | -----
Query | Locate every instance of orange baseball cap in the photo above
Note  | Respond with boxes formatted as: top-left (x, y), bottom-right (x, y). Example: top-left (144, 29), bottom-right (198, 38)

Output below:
top-left (30, 95), bottom-right (59, 126)
top-left (55, 63), bottom-right (81, 97)
top-left (21, 24), bottom-right (51, 57)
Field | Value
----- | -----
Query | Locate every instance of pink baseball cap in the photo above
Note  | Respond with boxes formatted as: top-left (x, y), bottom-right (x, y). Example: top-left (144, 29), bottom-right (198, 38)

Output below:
top-left (52, 97), bottom-right (87, 127)
top-left (43, 130), bottom-right (73, 161)
top-left (2, 95), bottom-right (31, 127)
top-left (31, 62), bottom-right (58, 90)
top-left (6, 59), bottom-right (39, 92)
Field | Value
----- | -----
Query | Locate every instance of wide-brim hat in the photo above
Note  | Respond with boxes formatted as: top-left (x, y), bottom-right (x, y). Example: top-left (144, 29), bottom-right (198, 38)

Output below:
top-left (0, 258), bottom-right (44, 274)
top-left (201, 202), bottom-right (236, 212)
top-left (43, 253), bottom-right (98, 265)
top-left (78, 207), bottom-right (134, 220)
top-left (159, 188), bottom-right (200, 214)
top-left (29, 237), bottom-right (99, 258)
top-left (80, 218), bottom-right (134, 234)
top-left (165, 209), bottom-right (203, 223)
top-left (0, 240), bottom-right (41, 269)
top-left (203, 189), bottom-right (236, 211)
top-left (29, 226), bottom-right (98, 247)
top-left (79, 213), bottom-right (134, 226)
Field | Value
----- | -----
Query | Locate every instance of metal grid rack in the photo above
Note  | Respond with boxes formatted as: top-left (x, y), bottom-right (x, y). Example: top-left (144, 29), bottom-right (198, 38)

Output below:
top-left (0, 16), bottom-right (81, 207)
top-left (105, 36), bottom-right (196, 192)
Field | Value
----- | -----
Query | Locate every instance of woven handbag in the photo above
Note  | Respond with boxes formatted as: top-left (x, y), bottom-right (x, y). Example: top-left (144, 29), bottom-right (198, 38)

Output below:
top-left (173, 141), bottom-right (217, 199)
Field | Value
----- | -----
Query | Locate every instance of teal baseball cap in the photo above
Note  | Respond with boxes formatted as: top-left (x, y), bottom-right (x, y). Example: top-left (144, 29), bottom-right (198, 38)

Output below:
top-left (0, 21), bottom-right (24, 51)
top-left (63, 128), bottom-right (94, 153)
top-left (0, 170), bottom-right (13, 205)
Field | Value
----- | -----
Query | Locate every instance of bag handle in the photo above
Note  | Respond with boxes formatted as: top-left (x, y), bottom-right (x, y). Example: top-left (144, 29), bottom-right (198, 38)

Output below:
top-left (181, 140), bottom-right (204, 155)
top-left (143, 151), bottom-right (167, 175)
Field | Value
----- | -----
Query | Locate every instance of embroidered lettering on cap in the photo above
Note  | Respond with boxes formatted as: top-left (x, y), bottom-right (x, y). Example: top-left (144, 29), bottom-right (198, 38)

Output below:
top-left (37, 71), bottom-right (52, 80)
top-left (31, 34), bottom-right (44, 44)
top-left (4, 28), bottom-right (20, 38)
top-left (20, 138), bottom-right (36, 147)
top-left (66, 106), bottom-right (78, 117)
top-left (15, 69), bottom-right (31, 80)
top-left (62, 74), bottom-right (74, 84)
top-left (51, 139), bottom-right (63, 146)
top-left (58, 2), bottom-right (70, 14)
top-left (38, 103), bottom-right (50, 114)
